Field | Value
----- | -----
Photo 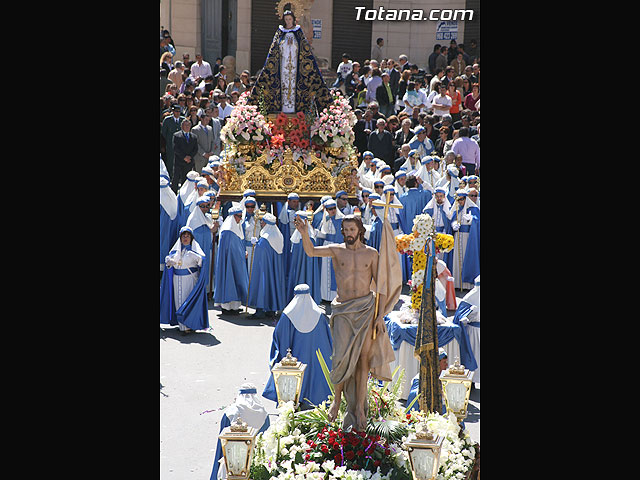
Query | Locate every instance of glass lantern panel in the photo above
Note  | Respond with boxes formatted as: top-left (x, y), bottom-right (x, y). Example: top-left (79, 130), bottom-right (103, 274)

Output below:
top-left (224, 440), bottom-right (249, 475)
top-left (277, 374), bottom-right (298, 403)
top-left (410, 448), bottom-right (436, 480)
top-left (445, 382), bottom-right (467, 412)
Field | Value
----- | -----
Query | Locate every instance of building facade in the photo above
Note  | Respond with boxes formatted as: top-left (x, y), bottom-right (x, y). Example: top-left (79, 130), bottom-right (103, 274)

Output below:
top-left (160, 0), bottom-right (479, 77)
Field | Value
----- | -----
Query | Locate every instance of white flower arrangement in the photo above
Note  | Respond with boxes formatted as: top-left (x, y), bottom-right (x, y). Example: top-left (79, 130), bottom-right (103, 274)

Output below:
top-left (410, 269), bottom-right (425, 289)
top-left (250, 373), bottom-right (477, 480)
top-left (412, 213), bottom-right (435, 239)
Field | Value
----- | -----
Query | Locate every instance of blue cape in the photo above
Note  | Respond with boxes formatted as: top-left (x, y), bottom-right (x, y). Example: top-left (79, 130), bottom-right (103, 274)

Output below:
top-left (160, 204), bottom-right (178, 267)
top-left (213, 230), bottom-right (249, 304)
top-left (450, 206), bottom-right (480, 283)
top-left (192, 223), bottom-right (213, 289)
top-left (286, 238), bottom-right (322, 306)
top-left (319, 217), bottom-right (343, 291)
top-left (367, 215), bottom-right (383, 251)
top-left (262, 312), bottom-right (333, 408)
top-left (247, 238), bottom-right (286, 312)
top-left (277, 211), bottom-right (295, 288)
top-left (398, 188), bottom-right (429, 235)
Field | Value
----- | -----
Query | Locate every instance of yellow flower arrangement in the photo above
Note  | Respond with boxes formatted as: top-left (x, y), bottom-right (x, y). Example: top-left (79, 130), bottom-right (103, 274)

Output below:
top-left (412, 250), bottom-right (427, 270)
top-left (411, 284), bottom-right (423, 310)
top-left (435, 233), bottom-right (454, 253)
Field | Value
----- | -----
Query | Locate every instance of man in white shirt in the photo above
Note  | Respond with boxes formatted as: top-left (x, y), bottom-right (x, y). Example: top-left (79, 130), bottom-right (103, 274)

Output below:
top-left (189, 53), bottom-right (213, 83)
top-left (216, 94), bottom-right (234, 123)
top-left (431, 84), bottom-right (452, 117)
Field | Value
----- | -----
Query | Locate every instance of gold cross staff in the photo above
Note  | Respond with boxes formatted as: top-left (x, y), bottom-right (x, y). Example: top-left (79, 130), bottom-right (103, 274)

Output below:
top-left (370, 191), bottom-right (403, 340)
top-left (246, 203), bottom-right (268, 313)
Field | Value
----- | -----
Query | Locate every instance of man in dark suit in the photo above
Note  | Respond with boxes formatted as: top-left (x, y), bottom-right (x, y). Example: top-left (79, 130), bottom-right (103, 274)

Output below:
top-left (353, 109), bottom-right (375, 155)
top-left (387, 60), bottom-right (400, 100)
top-left (367, 118), bottom-right (394, 165)
top-left (375, 72), bottom-right (395, 118)
top-left (160, 104), bottom-right (184, 177)
top-left (172, 119), bottom-right (199, 192)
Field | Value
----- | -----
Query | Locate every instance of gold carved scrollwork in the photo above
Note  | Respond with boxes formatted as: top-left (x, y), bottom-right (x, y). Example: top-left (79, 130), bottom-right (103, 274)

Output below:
top-left (220, 147), bottom-right (359, 199)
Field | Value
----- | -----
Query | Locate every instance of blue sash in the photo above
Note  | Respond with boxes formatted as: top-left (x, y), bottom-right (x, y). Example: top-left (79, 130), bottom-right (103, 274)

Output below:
top-left (173, 266), bottom-right (200, 276)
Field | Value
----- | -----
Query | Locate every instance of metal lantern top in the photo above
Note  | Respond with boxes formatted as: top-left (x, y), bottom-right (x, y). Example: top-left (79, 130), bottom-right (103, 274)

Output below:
top-left (439, 357), bottom-right (474, 383)
top-left (273, 348), bottom-right (306, 371)
top-left (219, 417), bottom-right (257, 439)
top-left (404, 423), bottom-right (444, 480)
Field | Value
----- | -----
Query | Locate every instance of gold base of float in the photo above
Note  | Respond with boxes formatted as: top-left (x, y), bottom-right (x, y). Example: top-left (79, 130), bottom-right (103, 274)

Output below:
top-left (217, 144), bottom-right (359, 202)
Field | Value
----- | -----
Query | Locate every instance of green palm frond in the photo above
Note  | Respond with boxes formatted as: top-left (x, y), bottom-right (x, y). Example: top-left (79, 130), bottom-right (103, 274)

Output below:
top-left (404, 393), bottom-right (420, 414)
top-left (316, 349), bottom-right (335, 396)
top-left (391, 368), bottom-right (405, 399)
top-left (366, 418), bottom-right (409, 444)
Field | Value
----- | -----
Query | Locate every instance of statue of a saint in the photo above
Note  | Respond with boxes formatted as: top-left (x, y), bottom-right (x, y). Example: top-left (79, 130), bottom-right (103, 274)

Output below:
top-left (294, 215), bottom-right (398, 431)
top-left (248, 9), bottom-right (332, 115)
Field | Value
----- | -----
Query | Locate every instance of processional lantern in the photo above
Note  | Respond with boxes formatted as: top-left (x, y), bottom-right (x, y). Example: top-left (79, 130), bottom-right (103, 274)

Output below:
top-left (270, 348), bottom-right (307, 408)
top-left (218, 417), bottom-right (258, 480)
top-left (438, 357), bottom-right (474, 423)
top-left (404, 422), bottom-right (444, 480)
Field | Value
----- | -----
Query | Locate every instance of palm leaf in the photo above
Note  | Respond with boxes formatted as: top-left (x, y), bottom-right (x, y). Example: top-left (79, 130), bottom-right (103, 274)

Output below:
top-left (380, 365), bottom-right (402, 397)
top-left (316, 349), bottom-right (335, 396)
top-left (366, 418), bottom-right (409, 444)
top-left (391, 368), bottom-right (405, 399)
top-left (404, 393), bottom-right (420, 414)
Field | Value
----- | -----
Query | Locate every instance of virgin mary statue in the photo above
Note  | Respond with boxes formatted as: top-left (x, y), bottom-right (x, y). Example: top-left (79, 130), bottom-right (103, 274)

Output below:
top-left (248, 8), bottom-right (332, 115)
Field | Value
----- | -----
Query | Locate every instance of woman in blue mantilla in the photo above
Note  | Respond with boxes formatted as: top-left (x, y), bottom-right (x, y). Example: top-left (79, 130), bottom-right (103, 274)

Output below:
top-left (247, 8), bottom-right (332, 115)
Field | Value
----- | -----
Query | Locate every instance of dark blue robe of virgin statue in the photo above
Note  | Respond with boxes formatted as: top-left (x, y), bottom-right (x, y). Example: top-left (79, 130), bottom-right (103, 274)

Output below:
top-left (247, 24), bottom-right (332, 114)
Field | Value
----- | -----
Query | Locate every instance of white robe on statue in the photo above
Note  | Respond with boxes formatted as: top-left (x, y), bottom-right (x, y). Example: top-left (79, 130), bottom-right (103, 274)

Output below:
top-left (280, 27), bottom-right (299, 113)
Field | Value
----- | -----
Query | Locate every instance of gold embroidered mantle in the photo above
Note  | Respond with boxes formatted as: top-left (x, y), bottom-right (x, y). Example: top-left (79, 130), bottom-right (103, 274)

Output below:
top-left (247, 25), bottom-right (331, 115)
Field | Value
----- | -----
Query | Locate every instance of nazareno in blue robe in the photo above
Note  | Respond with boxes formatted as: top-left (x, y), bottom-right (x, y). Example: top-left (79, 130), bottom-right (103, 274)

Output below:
top-left (449, 205), bottom-right (480, 284)
top-left (247, 237), bottom-right (286, 313)
top-left (451, 300), bottom-right (479, 371)
top-left (262, 312), bottom-right (333, 408)
top-left (190, 223), bottom-right (213, 288)
top-left (286, 233), bottom-right (322, 306)
top-left (277, 206), bottom-right (296, 289)
top-left (159, 242), bottom-right (209, 330)
top-left (160, 204), bottom-right (178, 268)
top-left (366, 214), bottom-right (383, 251)
top-left (319, 216), bottom-right (344, 291)
top-left (398, 188), bottom-right (429, 235)
top-left (423, 202), bottom-right (454, 275)
top-left (213, 220), bottom-right (249, 305)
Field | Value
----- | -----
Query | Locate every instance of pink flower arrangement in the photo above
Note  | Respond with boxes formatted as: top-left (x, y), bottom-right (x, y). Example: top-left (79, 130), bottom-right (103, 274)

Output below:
top-left (310, 91), bottom-right (357, 149)
top-left (220, 92), bottom-right (272, 147)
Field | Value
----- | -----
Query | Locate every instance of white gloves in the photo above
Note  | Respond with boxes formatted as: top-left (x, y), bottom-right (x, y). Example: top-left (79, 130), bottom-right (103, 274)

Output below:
top-left (250, 237), bottom-right (259, 245)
